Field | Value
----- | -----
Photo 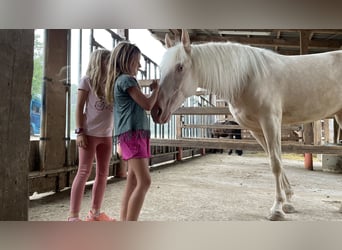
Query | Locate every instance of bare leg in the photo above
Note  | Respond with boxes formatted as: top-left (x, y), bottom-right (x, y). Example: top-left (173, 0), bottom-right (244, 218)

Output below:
top-left (124, 158), bottom-right (151, 221)
top-left (120, 165), bottom-right (137, 221)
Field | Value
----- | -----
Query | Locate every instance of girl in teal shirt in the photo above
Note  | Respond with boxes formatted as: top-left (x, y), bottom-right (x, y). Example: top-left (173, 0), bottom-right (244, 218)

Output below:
top-left (106, 42), bottom-right (159, 221)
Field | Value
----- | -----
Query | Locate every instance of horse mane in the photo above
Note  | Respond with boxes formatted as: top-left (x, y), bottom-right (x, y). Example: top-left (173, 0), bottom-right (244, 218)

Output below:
top-left (194, 42), bottom-right (279, 102)
top-left (161, 41), bottom-right (278, 103)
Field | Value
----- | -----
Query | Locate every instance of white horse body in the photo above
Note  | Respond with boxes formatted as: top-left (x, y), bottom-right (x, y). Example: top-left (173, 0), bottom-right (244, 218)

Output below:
top-left (191, 43), bottom-right (342, 128)
top-left (151, 30), bottom-right (342, 220)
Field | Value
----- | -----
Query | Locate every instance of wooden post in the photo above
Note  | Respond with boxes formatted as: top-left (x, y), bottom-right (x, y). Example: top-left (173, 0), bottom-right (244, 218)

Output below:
top-left (176, 115), bottom-right (183, 161)
top-left (314, 120), bottom-right (323, 161)
top-left (40, 30), bottom-right (68, 172)
top-left (314, 121), bottom-right (322, 145)
top-left (324, 119), bottom-right (335, 144)
top-left (300, 30), bottom-right (314, 170)
top-left (200, 148), bottom-right (206, 156)
top-left (0, 30), bottom-right (34, 220)
top-left (117, 29), bottom-right (129, 40)
top-left (303, 121), bottom-right (314, 170)
top-left (177, 147), bottom-right (183, 161)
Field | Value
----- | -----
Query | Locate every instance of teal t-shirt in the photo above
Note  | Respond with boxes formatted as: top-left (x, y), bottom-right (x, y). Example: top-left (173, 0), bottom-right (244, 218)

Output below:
top-left (113, 74), bottom-right (150, 140)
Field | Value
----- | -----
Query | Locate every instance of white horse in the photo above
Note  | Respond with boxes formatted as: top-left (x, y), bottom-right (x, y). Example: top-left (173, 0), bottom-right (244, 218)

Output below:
top-left (151, 29), bottom-right (342, 220)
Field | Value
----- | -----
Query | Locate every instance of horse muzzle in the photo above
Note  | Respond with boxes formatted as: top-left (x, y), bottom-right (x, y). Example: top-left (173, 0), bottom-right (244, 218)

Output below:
top-left (151, 104), bottom-right (171, 124)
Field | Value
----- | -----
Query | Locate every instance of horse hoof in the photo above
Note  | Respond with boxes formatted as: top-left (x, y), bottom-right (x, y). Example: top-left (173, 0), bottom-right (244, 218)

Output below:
top-left (282, 203), bottom-right (296, 214)
top-left (267, 211), bottom-right (286, 221)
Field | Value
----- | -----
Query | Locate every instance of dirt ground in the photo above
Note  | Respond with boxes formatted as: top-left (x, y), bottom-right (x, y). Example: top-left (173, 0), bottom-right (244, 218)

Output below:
top-left (29, 151), bottom-right (342, 221)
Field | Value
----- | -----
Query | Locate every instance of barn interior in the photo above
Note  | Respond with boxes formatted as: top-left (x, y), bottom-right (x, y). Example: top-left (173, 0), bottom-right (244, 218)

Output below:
top-left (1, 29), bottom-right (342, 221)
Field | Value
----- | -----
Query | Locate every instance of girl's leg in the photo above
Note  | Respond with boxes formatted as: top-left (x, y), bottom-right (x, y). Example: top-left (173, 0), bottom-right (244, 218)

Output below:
top-left (116, 143), bottom-right (128, 178)
top-left (120, 165), bottom-right (137, 221)
top-left (91, 137), bottom-right (112, 214)
top-left (125, 158), bottom-right (151, 221)
top-left (69, 137), bottom-right (96, 218)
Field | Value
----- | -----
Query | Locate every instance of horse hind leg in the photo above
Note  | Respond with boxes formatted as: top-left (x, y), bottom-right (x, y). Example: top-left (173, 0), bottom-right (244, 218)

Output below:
top-left (335, 111), bottom-right (342, 144)
top-left (280, 172), bottom-right (295, 213)
top-left (334, 111), bottom-right (342, 212)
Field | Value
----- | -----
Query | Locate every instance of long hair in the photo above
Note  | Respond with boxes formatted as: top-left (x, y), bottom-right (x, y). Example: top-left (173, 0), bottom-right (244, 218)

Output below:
top-left (105, 41), bottom-right (141, 104)
top-left (86, 49), bottom-right (110, 98)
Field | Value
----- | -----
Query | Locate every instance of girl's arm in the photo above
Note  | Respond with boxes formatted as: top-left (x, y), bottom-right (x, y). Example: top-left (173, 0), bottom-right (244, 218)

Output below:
top-left (127, 80), bottom-right (159, 111)
top-left (75, 89), bottom-right (88, 148)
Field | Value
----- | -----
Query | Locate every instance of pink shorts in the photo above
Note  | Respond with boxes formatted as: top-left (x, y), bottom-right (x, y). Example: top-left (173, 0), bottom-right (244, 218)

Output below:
top-left (118, 132), bottom-right (151, 160)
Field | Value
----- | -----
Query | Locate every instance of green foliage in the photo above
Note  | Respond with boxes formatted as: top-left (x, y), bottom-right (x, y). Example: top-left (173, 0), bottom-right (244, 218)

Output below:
top-left (31, 31), bottom-right (44, 98)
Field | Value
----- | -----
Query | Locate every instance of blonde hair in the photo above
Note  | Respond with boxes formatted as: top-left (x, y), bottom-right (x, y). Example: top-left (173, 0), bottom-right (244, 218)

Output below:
top-left (105, 41), bottom-right (141, 104)
top-left (86, 49), bottom-right (110, 98)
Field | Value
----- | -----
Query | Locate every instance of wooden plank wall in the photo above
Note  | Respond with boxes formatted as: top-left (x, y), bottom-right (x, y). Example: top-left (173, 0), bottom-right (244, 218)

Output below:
top-left (152, 107), bottom-right (341, 155)
top-left (29, 105), bottom-right (341, 195)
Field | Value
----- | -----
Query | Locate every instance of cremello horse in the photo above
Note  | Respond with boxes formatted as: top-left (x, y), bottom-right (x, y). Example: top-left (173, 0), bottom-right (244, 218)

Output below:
top-left (151, 29), bottom-right (342, 220)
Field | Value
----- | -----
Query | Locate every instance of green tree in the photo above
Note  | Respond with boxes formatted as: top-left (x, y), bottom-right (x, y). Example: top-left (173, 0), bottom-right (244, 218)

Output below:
top-left (31, 31), bottom-right (44, 98)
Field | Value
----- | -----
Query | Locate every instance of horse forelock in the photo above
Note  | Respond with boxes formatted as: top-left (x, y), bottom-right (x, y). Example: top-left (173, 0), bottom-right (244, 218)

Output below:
top-left (160, 43), bottom-right (190, 73)
top-left (192, 42), bottom-right (273, 102)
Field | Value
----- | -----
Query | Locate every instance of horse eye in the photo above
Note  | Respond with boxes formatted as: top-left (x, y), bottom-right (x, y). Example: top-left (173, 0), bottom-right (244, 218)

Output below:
top-left (176, 64), bottom-right (183, 72)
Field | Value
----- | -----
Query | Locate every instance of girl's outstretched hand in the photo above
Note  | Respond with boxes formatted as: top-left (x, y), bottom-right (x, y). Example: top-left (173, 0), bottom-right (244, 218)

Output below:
top-left (149, 80), bottom-right (159, 91)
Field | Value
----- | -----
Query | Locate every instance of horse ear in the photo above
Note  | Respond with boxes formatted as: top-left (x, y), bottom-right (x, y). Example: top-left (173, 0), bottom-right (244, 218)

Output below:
top-left (181, 29), bottom-right (191, 54)
top-left (165, 33), bottom-right (173, 48)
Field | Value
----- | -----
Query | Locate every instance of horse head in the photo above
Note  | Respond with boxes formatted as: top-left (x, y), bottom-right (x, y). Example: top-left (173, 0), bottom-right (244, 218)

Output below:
top-left (151, 29), bottom-right (198, 124)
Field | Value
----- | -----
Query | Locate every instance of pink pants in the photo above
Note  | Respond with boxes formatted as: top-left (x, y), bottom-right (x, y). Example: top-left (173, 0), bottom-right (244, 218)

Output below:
top-left (70, 136), bottom-right (112, 214)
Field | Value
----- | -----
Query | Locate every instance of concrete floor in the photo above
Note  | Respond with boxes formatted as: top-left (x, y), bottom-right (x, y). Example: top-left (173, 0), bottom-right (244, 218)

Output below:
top-left (29, 152), bottom-right (342, 221)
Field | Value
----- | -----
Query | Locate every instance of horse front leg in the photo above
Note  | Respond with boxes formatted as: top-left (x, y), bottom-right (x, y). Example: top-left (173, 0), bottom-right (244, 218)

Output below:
top-left (250, 130), bottom-right (285, 219)
top-left (258, 117), bottom-right (295, 220)
top-left (280, 171), bottom-right (295, 213)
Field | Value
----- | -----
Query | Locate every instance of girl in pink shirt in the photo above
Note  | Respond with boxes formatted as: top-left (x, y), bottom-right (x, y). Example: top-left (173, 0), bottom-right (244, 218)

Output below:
top-left (68, 49), bottom-right (114, 221)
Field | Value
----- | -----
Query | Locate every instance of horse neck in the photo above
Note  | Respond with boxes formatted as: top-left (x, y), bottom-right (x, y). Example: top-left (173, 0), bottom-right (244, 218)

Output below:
top-left (191, 43), bottom-right (270, 102)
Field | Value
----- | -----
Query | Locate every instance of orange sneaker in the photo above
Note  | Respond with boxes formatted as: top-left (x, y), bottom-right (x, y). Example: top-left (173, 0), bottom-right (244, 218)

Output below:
top-left (85, 211), bottom-right (116, 222)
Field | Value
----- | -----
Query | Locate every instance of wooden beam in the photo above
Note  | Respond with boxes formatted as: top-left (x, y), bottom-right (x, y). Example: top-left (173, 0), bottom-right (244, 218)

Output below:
top-left (194, 35), bottom-right (342, 49)
top-left (151, 30), bottom-right (342, 50)
top-left (173, 107), bottom-right (230, 115)
top-left (151, 138), bottom-right (342, 154)
top-left (181, 124), bottom-right (301, 131)
top-left (182, 124), bottom-right (241, 130)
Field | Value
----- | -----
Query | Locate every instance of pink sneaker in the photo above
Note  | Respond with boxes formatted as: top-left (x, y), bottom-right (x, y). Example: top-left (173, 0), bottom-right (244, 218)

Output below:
top-left (67, 216), bottom-right (82, 222)
top-left (85, 211), bottom-right (116, 222)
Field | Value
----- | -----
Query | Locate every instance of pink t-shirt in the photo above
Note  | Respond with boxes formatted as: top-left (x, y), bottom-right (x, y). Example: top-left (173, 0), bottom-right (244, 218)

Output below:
top-left (78, 76), bottom-right (113, 137)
